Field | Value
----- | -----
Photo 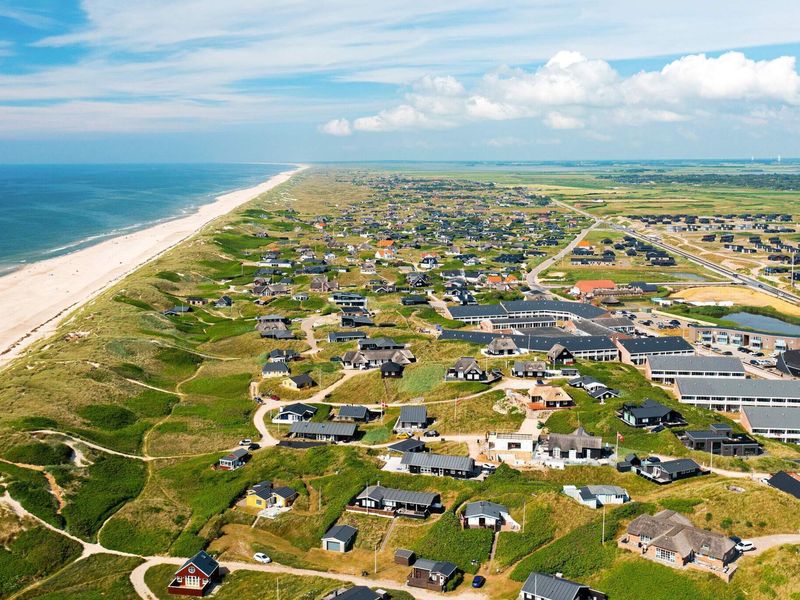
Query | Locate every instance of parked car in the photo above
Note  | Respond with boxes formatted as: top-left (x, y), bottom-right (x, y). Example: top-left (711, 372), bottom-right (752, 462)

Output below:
top-left (253, 552), bottom-right (271, 563)
top-left (472, 575), bottom-right (486, 589)
top-left (753, 351), bottom-right (765, 357)
top-left (248, 443), bottom-right (260, 451)
top-left (650, 424), bottom-right (666, 433)
top-left (721, 351), bottom-right (733, 356)
top-left (423, 429), bottom-right (440, 438)
top-left (750, 359), bottom-right (760, 365)
top-left (735, 540), bottom-right (755, 552)
top-left (238, 438), bottom-right (252, 446)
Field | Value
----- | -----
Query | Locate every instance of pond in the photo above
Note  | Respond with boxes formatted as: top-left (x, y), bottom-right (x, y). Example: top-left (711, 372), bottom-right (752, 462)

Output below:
top-left (725, 312), bottom-right (800, 336)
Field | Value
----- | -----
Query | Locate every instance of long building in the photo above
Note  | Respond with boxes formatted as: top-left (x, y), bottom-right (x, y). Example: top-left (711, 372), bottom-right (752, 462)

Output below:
top-left (689, 323), bottom-right (800, 353)
top-left (447, 300), bottom-right (608, 324)
top-left (616, 336), bottom-right (694, 366)
top-left (741, 406), bottom-right (800, 444)
top-left (675, 378), bottom-right (800, 411)
top-left (645, 355), bottom-right (746, 384)
top-left (438, 330), bottom-right (619, 361)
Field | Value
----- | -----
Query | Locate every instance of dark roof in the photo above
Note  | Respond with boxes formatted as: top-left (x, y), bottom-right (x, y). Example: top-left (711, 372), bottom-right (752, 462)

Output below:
top-left (501, 299), bottom-right (607, 319)
top-left (356, 485), bottom-right (439, 507)
top-left (624, 399), bottom-right (675, 419)
top-left (338, 405), bottom-right (370, 419)
top-left (463, 500), bottom-right (507, 520)
top-left (521, 572), bottom-right (594, 600)
top-left (332, 587), bottom-right (381, 600)
top-left (262, 362), bottom-right (290, 374)
top-left (280, 402), bottom-right (317, 416)
top-left (271, 486), bottom-right (297, 499)
top-left (413, 558), bottom-right (458, 578)
top-left (289, 421), bottom-right (357, 437)
top-left (742, 406), bottom-right (800, 430)
top-left (380, 360), bottom-right (405, 373)
top-left (323, 524), bottom-right (358, 543)
top-left (438, 330), bottom-right (616, 352)
top-left (647, 355), bottom-right (744, 373)
top-left (288, 372), bottom-right (316, 386)
top-left (447, 304), bottom-right (507, 319)
top-left (656, 458), bottom-right (702, 474)
top-left (399, 405), bottom-right (427, 424)
top-left (179, 550), bottom-right (218, 577)
top-left (768, 471), bottom-right (800, 500)
top-left (388, 438), bottom-right (426, 453)
top-left (617, 336), bottom-right (693, 354)
top-left (401, 452), bottom-right (474, 472)
top-left (777, 350), bottom-right (800, 376)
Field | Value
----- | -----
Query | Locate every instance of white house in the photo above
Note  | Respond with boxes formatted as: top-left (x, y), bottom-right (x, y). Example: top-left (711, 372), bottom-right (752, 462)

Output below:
top-left (563, 485), bottom-right (630, 509)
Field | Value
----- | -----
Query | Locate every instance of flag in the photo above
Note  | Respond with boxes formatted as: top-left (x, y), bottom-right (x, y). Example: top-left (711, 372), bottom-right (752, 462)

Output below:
top-left (616, 432), bottom-right (624, 442)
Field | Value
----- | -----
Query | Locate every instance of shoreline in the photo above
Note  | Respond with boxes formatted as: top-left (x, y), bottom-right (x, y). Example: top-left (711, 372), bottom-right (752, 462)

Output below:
top-left (0, 164), bottom-right (307, 368)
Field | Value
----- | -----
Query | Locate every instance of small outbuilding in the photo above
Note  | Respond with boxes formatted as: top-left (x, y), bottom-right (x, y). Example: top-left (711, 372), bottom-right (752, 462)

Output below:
top-left (322, 524), bottom-right (358, 553)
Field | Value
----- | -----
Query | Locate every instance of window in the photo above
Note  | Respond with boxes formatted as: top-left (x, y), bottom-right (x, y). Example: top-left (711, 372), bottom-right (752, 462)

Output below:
top-left (655, 547), bottom-right (676, 563)
top-left (185, 575), bottom-right (201, 587)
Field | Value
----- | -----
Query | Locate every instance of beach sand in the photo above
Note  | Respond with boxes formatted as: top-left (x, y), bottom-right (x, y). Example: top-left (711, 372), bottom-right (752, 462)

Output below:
top-left (0, 164), bottom-right (306, 367)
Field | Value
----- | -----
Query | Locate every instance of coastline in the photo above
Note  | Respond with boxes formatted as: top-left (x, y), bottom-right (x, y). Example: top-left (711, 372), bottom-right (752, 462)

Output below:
top-left (0, 164), bottom-right (307, 368)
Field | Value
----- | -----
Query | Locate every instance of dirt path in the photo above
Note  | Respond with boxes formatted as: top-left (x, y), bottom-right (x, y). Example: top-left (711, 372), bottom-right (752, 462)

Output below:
top-left (299, 313), bottom-right (338, 355)
top-left (746, 533), bottom-right (800, 556)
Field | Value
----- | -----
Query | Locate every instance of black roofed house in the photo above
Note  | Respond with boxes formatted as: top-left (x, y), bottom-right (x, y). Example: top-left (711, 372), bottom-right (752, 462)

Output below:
top-left (341, 348), bottom-right (415, 370)
top-left (335, 404), bottom-right (376, 422)
top-left (402, 294), bottom-right (429, 306)
top-left (616, 336), bottom-right (694, 366)
top-left (680, 423), bottom-right (761, 456)
top-left (400, 452), bottom-right (476, 478)
top-left (168, 550), bottom-right (220, 596)
top-left (519, 571), bottom-right (607, 600)
top-left (261, 361), bottom-right (291, 378)
top-left (766, 471), bottom-right (800, 500)
top-left (512, 360), bottom-right (548, 378)
top-left (486, 336), bottom-right (520, 356)
top-left (633, 456), bottom-right (706, 484)
top-left (283, 372), bottom-right (316, 390)
top-left (358, 337), bottom-right (405, 351)
top-left (268, 349), bottom-right (299, 363)
top-left (341, 314), bottom-right (375, 328)
top-left (217, 448), bottom-right (249, 471)
top-left (351, 485), bottom-right (442, 517)
top-left (381, 360), bottom-right (405, 378)
top-left (328, 330), bottom-right (367, 343)
top-left (545, 427), bottom-right (605, 461)
top-left (387, 438), bottom-right (427, 454)
top-left (321, 524), bottom-right (357, 553)
top-left (407, 558), bottom-right (459, 592)
top-left (214, 295), bottom-right (233, 308)
top-left (331, 292), bottom-right (367, 308)
top-left (407, 272), bottom-right (430, 287)
top-left (461, 500), bottom-right (519, 531)
top-left (163, 305), bottom-right (192, 316)
top-left (777, 349), bottom-right (800, 377)
top-left (327, 587), bottom-right (382, 600)
top-left (445, 357), bottom-right (488, 382)
top-left (395, 405), bottom-right (428, 431)
top-left (272, 402), bottom-right (317, 424)
top-left (620, 399), bottom-right (685, 428)
top-left (547, 343), bottom-right (574, 365)
top-left (289, 421), bottom-right (357, 443)
top-left (586, 385), bottom-right (620, 402)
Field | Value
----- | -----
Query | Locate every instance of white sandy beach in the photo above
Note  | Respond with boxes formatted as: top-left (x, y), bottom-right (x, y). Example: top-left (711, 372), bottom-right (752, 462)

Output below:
top-left (0, 164), bottom-right (306, 367)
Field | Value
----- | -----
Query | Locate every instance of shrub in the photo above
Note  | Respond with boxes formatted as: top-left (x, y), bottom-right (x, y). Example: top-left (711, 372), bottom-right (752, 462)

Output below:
top-left (5, 442), bottom-right (73, 466)
top-left (658, 497), bottom-right (702, 514)
top-left (77, 404), bottom-right (137, 430)
top-left (0, 526), bottom-right (81, 596)
top-left (155, 271), bottom-right (181, 282)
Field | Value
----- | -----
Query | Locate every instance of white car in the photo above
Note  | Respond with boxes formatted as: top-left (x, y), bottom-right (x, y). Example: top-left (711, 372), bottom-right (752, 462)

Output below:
top-left (238, 438), bottom-right (252, 446)
top-left (735, 541), bottom-right (755, 553)
top-left (253, 552), bottom-right (272, 563)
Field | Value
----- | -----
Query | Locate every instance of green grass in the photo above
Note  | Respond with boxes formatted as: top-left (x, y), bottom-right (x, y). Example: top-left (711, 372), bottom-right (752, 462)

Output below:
top-left (596, 559), bottom-right (731, 600)
top-left (4, 442), bottom-right (73, 466)
top-left (494, 505), bottom-right (555, 568)
top-left (0, 462), bottom-right (63, 527)
top-left (15, 554), bottom-right (143, 600)
top-left (658, 497), bottom-right (703, 514)
top-left (0, 520), bottom-right (82, 597)
top-left (77, 404), bottom-right (138, 430)
top-left (61, 455), bottom-right (148, 540)
top-left (397, 363), bottom-right (445, 396)
top-left (413, 511), bottom-right (493, 574)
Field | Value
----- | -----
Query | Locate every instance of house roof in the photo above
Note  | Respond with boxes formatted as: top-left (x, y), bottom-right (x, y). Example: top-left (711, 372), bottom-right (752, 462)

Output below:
top-left (676, 377), bottom-right (800, 399)
top-left (647, 355), bottom-right (744, 373)
top-left (288, 373), bottom-right (316, 386)
top-left (380, 360), bottom-right (405, 373)
top-left (178, 550), bottom-right (219, 577)
top-left (520, 572), bottom-right (594, 600)
top-left (332, 587), bottom-right (381, 600)
top-left (617, 336), bottom-right (694, 354)
top-left (271, 486), bottom-right (297, 499)
top-left (463, 500), bottom-right (508, 520)
top-left (413, 558), bottom-right (457, 578)
top-left (624, 399), bottom-right (676, 419)
top-left (399, 405), bottom-right (427, 424)
top-left (628, 510), bottom-right (735, 560)
top-left (221, 448), bottom-right (249, 461)
top-left (742, 406), bottom-right (800, 430)
top-left (356, 485), bottom-right (439, 507)
top-left (767, 471), bottom-right (800, 500)
top-left (500, 299), bottom-right (608, 319)
top-left (548, 427), bottom-right (603, 452)
top-left (323, 524), bottom-right (358, 543)
top-left (289, 421), bottom-right (357, 437)
top-left (388, 438), bottom-right (426, 453)
top-left (513, 360), bottom-right (548, 372)
top-left (280, 402), bottom-right (317, 416)
top-left (652, 457), bottom-right (702, 474)
top-left (261, 362), bottom-right (290, 374)
top-left (338, 405), bottom-right (370, 420)
top-left (487, 336), bottom-right (518, 351)
top-left (580, 485), bottom-right (627, 498)
top-left (401, 451), bottom-right (474, 472)
top-left (573, 279), bottom-right (616, 294)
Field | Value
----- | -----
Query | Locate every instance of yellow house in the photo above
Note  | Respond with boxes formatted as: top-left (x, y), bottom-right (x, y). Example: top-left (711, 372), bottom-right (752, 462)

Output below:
top-left (245, 481), bottom-right (298, 510)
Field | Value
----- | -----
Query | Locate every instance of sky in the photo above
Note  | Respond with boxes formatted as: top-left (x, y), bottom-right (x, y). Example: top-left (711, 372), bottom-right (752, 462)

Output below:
top-left (3, 1), bottom-right (800, 163)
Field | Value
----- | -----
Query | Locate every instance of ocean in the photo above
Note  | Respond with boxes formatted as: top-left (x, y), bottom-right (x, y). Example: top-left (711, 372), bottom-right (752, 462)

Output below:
top-left (0, 163), bottom-right (289, 275)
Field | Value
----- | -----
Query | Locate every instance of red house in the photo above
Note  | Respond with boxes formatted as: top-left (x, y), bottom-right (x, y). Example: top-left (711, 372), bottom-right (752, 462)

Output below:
top-left (168, 551), bottom-right (219, 596)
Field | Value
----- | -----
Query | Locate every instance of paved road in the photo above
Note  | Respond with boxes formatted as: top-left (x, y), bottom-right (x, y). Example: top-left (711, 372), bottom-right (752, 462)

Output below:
top-left (525, 221), bottom-right (600, 286)
top-left (746, 533), bottom-right (800, 556)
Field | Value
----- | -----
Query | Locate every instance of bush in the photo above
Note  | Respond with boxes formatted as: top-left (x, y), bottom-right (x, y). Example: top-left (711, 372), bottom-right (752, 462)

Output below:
top-left (659, 497), bottom-right (702, 514)
top-left (0, 463), bottom-right (63, 527)
top-left (77, 404), bottom-right (137, 430)
top-left (5, 442), bottom-right (73, 466)
top-left (155, 271), bottom-right (181, 282)
top-left (0, 526), bottom-right (82, 596)
top-left (61, 455), bottom-right (147, 539)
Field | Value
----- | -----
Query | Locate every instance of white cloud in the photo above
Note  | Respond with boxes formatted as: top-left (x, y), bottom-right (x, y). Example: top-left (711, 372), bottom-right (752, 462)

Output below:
top-left (320, 118), bottom-right (352, 136)
top-left (329, 50), bottom-right (800, 135)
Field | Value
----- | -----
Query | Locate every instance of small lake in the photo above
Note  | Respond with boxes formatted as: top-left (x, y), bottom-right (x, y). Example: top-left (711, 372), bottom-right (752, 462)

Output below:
top-left (725, 312), bottom-right (800, 336)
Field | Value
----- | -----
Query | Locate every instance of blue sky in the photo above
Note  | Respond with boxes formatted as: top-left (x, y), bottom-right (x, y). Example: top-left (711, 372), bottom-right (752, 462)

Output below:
top-left (2, 1), bottom-right (800, 162)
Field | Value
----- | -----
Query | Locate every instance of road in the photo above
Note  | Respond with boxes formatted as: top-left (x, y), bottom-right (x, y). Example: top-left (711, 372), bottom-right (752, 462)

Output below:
top-left (299, 313), bottom-right (338, 355)
top-left (747, 533), bottom-right (800, 556)
top-left (550, 196), bottom-right (800, 304)
top-left (525, 221), bottom-right (600, 287)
